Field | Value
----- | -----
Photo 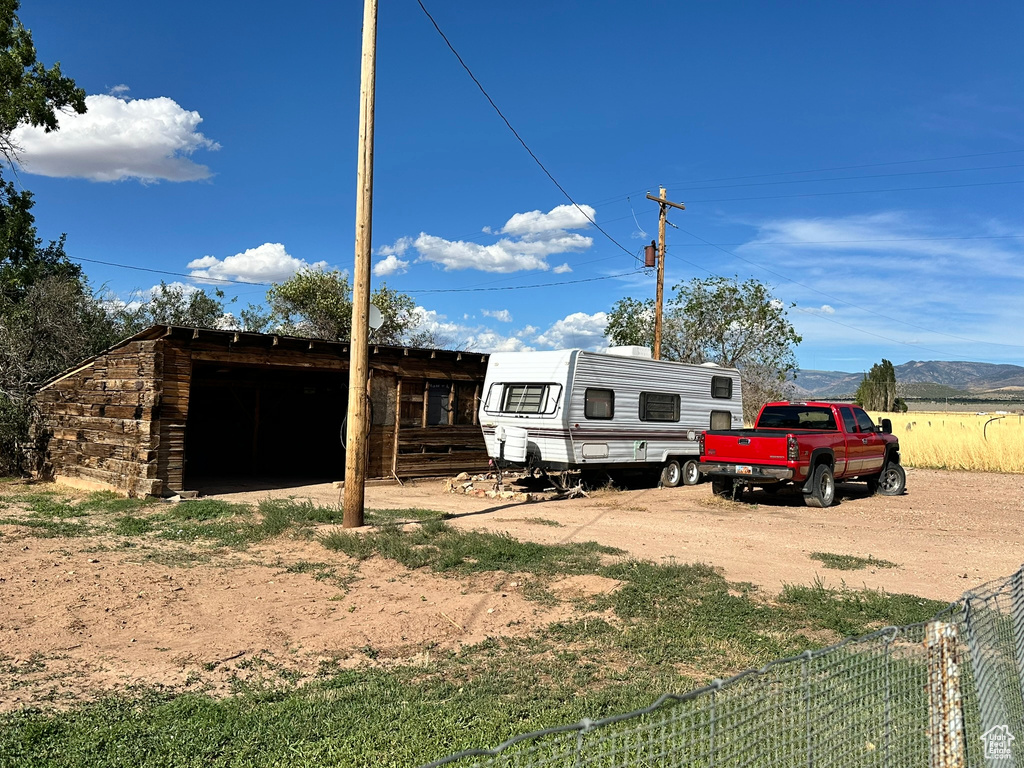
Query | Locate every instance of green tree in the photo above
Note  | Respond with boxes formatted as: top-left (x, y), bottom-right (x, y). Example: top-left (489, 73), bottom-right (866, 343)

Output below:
top-left (854, 359), bottom-right (900, 412)
top-left (111, 281), bottom-right (229, 335)
top-left (0, 0), bottom-right (86, 164)
top-left (261, 269), bottom-right (434, 346)
top-left (605, 277), bottom-right (802, 422)
top-left (0, 0), bottom-right (89, 473)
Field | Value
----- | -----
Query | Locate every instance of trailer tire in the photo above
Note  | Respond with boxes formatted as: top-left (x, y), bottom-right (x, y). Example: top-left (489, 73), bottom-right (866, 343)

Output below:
top-left (681, 459), bottom-right (701, 486)
top-left (660, 460), bottom-right (682, 488)
top-left (804, 464), bottom-right (836, 508)
top-left (877, 462), bottom-right (906, 496)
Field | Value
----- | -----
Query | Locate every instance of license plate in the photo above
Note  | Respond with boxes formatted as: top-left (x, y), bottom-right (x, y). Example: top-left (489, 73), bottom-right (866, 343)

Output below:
top-left (736, 465), bottom-right (753, 475)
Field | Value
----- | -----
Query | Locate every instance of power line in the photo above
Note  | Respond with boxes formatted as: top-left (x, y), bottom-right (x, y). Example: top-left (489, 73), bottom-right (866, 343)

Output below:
top-left (408, 270), bottom-right (643, 294)
top-left (415, 0), bottom-right (635, 259)
top-left (69, 256), bottom-right (272, 287)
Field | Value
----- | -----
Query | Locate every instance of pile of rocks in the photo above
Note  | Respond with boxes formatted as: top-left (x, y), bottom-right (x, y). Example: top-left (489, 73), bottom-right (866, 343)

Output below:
top-left (444, 472), bottom-right (534, 502)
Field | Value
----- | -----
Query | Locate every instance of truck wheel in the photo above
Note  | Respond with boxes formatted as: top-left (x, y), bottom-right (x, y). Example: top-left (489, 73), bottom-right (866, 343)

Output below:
top-left (660, 460), bottom-right (682, 488)
top-left (682, 459), bottom-right (701, 486)
top-left (805, 464), bottom-right (836, 508)
top-left (877, 462), bottom-right (906, 496)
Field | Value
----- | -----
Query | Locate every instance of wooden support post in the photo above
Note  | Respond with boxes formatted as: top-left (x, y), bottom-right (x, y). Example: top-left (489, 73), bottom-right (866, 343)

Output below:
top-left (927, 621), bottom-right (965, 768)
top-left (447, 381), bottom-right (455, 426)
top-left (421, 380), bottom-right (429, 428)
top-left (391, 378), bottom-right (402, 478)
top-left (472, 384), bottom-right (480, 426)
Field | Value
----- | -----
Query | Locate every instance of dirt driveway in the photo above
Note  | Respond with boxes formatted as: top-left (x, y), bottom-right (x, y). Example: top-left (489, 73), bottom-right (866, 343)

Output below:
top-left (214, 467), bottom-right (1024, 603)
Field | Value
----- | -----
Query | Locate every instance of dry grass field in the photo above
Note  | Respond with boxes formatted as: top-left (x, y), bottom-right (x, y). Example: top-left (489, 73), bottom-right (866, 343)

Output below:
top-left (871, 409), bottom-right (1024, 473)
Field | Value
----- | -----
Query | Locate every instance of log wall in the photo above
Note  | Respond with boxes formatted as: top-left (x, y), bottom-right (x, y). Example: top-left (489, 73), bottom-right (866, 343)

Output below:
top-left (34, 339), bottom-right (163, 497)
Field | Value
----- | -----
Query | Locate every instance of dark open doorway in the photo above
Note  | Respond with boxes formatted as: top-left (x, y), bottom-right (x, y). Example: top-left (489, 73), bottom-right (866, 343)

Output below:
top-left (184, 363), bottom-right (347, 488)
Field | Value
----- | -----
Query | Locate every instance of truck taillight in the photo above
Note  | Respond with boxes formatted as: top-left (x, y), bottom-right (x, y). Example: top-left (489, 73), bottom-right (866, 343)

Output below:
top-left (698, 432), bottom-right (705, 456)
top-left (787, 434), bottom-right (799, 461)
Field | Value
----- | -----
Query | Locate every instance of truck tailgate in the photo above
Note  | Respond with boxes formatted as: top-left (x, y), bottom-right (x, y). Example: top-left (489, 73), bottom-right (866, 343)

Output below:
top-left (703, 431), bottom-right (789, 464)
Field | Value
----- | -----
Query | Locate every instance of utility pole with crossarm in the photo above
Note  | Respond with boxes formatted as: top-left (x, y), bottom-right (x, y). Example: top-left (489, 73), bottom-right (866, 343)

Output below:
top-left (645, 187), bottom-right (685, 360)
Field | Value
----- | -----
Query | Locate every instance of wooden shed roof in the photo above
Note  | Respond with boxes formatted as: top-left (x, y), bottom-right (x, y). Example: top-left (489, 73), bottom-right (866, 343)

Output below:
top-left (39, 325), bottom-right (488, 391)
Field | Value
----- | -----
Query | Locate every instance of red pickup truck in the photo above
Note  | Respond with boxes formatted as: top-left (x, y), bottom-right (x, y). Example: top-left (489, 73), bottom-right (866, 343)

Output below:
top-left (698, 401), bottom-right (905, 507)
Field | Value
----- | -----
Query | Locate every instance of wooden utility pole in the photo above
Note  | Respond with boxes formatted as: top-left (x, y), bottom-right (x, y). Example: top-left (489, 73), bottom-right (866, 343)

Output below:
top-left (343, 0), bottom-right (378, 529)
top-left (645, 187), bottom-right (685, 360)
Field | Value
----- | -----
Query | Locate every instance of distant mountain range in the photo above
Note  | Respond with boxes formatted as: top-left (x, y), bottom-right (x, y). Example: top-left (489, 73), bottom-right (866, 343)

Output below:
top-left (791, 361), bottom-right (1024, 400)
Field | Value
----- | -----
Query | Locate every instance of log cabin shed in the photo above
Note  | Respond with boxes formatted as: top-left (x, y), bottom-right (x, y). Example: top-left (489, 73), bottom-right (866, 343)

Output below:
top-left (33, 325), bottom-right (491, 497)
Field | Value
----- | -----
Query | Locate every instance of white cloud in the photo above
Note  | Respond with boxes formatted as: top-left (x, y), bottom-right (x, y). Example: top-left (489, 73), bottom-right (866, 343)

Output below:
top-left (534, 311), bottom-right (609, 349)
top-left (381, 203), bottom-right (595, 274)
top-left (187, 243), bottom-right (327, 284)
top-left (378, 237), bottom-right (412, 257)
top-left (373, 254), bottom-right (409, 277)
top-left (464, 331), bottom-right (534, 353)
top-left (500, 204), bottom-right (595, 238)
top-left (108, 84), bottom-right (131, 97)
top-left (12, 93), bottom-right (219, 182)
top-left (481, 308), bottom-right (512, 322)
top-left (553, 263), bottom-right (573, 274)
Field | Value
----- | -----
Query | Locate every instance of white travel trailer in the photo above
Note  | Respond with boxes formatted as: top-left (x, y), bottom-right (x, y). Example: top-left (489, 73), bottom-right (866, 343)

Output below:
top-left (478, 346), bottom-right (744, 487)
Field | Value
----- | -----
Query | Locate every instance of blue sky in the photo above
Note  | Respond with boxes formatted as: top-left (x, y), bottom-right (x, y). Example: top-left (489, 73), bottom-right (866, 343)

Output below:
top-left (15, 0), bottom-right (1024, 374)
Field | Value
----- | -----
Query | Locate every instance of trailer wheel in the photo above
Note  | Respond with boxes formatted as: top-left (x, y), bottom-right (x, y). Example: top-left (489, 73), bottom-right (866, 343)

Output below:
top-left (681, 459), bottom-right (701, 486)
top-left (804, 464), bottom-right (836, 508)
top-left (660, 460), bottom-right (682, 488)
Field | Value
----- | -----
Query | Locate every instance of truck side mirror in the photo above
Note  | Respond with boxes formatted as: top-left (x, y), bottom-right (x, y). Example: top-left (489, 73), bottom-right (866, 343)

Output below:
top-left (880, 419), bottom-right (892, 434)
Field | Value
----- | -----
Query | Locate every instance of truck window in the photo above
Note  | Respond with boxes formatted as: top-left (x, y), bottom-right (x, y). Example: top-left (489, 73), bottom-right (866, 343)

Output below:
top-left (853, 408), bottom-right (876, 432)
top-left (840, 406), bottom-right (858, 433)
top-left (639, 392), bottom-right (679, 422)
top-left (584, 388), bottom-right (614, 419)
top-left (710, 410), bottom-right (732, 430)
top-left (711, 376), bottom-right (733, 399)
top-left (758, 405), bottom-right (837, 430)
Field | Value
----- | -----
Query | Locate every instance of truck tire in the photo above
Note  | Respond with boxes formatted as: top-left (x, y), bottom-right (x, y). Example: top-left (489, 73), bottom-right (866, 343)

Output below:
top-left (682, 459), bottom-right (701, 486)
top-left (805, 464), bottom-right (836, 508)
top-left (660, 460), bottom-right (682, 488)
top-left (877, 462), bottom-right (906, 496)
top-left (865, 474), bottom-right (879, 495)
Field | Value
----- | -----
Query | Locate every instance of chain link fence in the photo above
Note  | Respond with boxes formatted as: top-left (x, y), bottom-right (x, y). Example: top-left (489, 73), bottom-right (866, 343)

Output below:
top-left (423, 565), bottom-right (1024, 768)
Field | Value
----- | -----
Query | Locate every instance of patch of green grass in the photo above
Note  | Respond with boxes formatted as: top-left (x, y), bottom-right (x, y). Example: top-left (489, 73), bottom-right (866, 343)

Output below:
top-left (809, 552), bottom-right (898, 571)
top-left (77, 492), bottom-right (157, 515)
top-left (114, 516), bottom-right (153, 536)
top-left (320, 519), bottom-right (622, 576)
top-left (365, 507), bottom-right (446, 525)
top-left (780, 577), bottom-right (947, 636)
top-left (0, 516), bottom-right (90, 537)
top-left (523, 517), bottom-right (563, 527)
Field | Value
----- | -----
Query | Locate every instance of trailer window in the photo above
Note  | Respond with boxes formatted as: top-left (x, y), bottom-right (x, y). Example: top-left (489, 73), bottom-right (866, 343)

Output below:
top-left (584, 388), bottom-right (614, 419)
top-left (485, 383), bottom-right (562, 415)
top-left (711, 376), bottom-right (733, 399)
top-left (639, 392), bottom-right (679, 422)
top-left (710, 410), bottom-right (732, 430)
